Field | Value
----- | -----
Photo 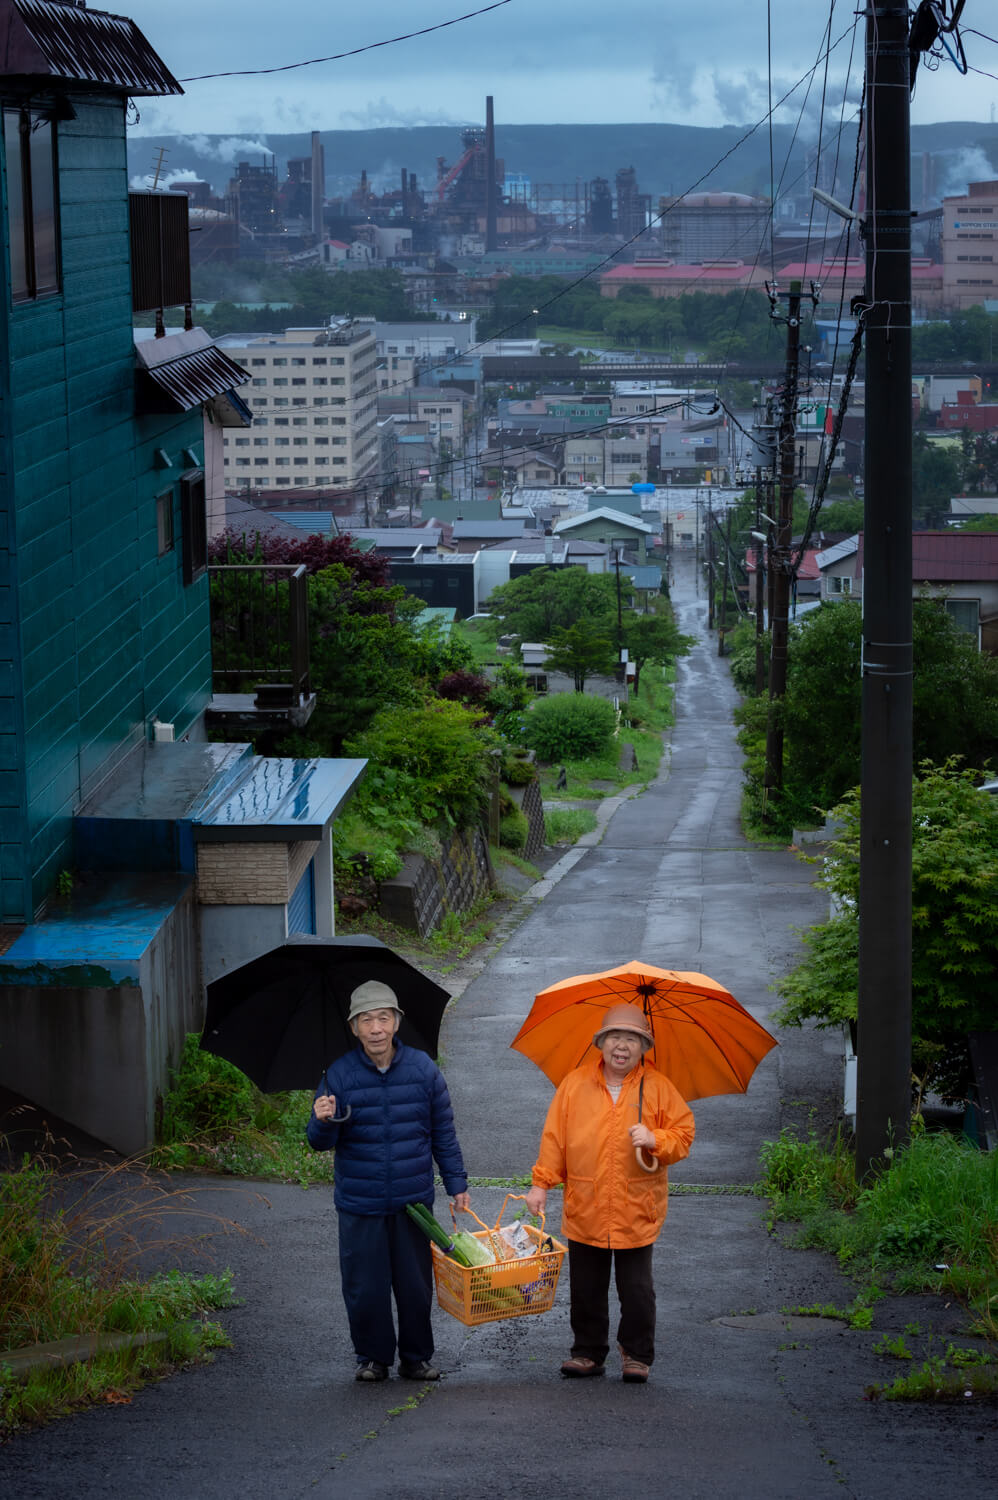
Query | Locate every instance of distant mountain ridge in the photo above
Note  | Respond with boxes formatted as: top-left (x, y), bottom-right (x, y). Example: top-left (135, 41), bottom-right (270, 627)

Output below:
top-left (126, 120), bottom-right (998, 206)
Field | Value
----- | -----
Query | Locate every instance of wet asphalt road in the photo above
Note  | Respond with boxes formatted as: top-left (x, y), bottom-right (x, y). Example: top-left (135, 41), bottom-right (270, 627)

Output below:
top-left (2, 554), bottom-right (995, 1498)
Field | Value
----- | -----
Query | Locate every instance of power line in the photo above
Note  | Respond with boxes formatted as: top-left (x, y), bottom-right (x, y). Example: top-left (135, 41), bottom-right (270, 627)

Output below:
top-left (179, 2), bottom-right (512, 82)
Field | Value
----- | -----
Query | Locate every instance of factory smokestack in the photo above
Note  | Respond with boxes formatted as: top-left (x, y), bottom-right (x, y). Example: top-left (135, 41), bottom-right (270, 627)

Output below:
top-left (310, 131), bottom-right (324, 241)
top-left (401, 167), bottom-right (408, 215)
top-left (485, 95), bottom-right (498, 252)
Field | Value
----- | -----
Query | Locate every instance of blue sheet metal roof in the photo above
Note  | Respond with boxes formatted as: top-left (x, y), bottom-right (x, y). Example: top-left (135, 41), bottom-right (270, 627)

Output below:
top-left (0, 874), bottom-right (193, 986)
top-left (76, 743), bottom-right (367, 857)
top-left (272, 512), bottom-right (335, 536)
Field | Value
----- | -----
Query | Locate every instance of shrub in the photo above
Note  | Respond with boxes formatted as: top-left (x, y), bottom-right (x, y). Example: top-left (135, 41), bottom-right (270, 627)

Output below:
top-left (499, 807), bottom-right (529, 850)
top-left (159, 1034), bottom-right (270, 1145)
top-left (436, 668), bottom-right (492, 705)
top-left (524, 693), bottom-right (616, 761)
top-left (345, 699), bottom-right (500, 831)
top-left (502, 757), bottom-right (536, 786)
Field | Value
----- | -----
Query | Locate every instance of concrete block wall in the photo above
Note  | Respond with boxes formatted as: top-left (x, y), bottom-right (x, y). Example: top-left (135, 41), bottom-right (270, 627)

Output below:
top-left (378, 827), bottom-right (493, 936)
top-left (507, 775), bottom-right (546, 861)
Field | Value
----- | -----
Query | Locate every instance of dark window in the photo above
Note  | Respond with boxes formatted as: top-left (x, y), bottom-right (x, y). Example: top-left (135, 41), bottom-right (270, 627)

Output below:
top-left (156, 491), bottom-right (174, 557)
top-left (944, 598), bottom-right (979, 638)
top-left (3, 106), bottom-right (59, 302)
top-left (180, 469), bottom-right (207, 584)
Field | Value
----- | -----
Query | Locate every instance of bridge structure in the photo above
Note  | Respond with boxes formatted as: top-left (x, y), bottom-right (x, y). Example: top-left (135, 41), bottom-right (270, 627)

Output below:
top-left (481, 355), bottom-right (998, 387)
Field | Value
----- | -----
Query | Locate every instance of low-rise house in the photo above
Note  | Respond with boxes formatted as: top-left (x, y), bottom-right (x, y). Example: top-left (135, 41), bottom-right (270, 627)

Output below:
top-left (553, 508), bottom-right (656, 564)
top-left (815, 532), bottom-right (998, 652)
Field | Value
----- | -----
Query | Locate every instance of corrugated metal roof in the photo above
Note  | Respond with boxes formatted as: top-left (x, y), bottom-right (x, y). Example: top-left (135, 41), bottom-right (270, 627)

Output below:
top-left (856, 531), bottom-right (998, 582)
top-left (2, 0), bottom-right (182, 96)
top-left (142, 344), bottom-right (250, 410)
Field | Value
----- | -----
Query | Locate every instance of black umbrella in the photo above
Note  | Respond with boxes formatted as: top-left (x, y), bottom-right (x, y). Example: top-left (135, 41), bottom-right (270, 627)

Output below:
top-left (201, 935), bottom-right (452, 1092)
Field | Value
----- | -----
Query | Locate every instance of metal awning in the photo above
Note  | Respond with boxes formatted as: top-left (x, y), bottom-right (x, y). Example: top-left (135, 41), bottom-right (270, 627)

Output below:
top-left (0, 0), bottom-right (182, 95)
top-left (139, 345), bottom-right (250, 412)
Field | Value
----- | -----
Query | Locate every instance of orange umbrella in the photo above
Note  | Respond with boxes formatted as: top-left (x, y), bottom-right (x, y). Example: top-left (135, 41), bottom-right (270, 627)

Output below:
top-left (510, 960), bottom-right (778, 1102)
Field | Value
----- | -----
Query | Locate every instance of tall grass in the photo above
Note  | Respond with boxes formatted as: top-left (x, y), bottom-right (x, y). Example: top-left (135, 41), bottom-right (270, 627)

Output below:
top-left (0, 1131), bottom-right (241, 1433)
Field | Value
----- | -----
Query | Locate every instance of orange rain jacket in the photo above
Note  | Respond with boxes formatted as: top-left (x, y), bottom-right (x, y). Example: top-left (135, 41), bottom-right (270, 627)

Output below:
top-left (531, 1055), bottom-right (695, 1249)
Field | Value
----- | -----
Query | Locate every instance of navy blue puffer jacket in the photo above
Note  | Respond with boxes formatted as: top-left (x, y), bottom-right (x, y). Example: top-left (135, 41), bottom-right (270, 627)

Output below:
top-left (306, 1042), bottom-right (468, 1214)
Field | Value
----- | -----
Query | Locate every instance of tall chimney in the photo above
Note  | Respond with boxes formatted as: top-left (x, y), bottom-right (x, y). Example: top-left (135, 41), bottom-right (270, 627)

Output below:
top-left (311, 131), bottom-right (324, 240)
top-left (485, 95), bottom-right (498, 252)
top-left (400, 167), bottom-right (408, 215)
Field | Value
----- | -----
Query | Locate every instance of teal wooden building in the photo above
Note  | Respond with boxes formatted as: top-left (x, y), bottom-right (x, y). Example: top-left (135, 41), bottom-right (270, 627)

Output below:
top-left (0, 1), bottom-right (364, 1152)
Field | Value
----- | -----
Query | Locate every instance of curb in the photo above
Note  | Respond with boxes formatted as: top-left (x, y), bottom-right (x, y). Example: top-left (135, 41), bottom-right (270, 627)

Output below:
top-left (1, 1329), bottom-right (170, 1382)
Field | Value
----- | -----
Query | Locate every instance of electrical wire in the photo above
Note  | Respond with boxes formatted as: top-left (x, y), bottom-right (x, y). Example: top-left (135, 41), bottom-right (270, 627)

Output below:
top-left (179, 2), bottom-right (512, 82)
top-left (267, 394), bottom-right (723, 500)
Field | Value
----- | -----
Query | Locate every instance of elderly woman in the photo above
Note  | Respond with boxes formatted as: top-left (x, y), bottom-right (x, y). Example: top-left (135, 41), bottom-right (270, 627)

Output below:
top-left (525, 1002), bottom-right (694, 1382)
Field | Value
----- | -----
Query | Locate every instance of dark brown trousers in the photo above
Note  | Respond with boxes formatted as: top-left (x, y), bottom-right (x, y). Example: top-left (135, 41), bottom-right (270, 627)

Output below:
top-left (567, 1238), bottom-right (656, 1366)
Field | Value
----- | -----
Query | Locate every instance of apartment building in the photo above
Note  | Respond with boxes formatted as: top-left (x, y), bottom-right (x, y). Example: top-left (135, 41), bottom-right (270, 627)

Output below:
top-left (563, 435), bottom-right (649, 485)
top-left (942, 179), bottom-right (998, 310)
top-left (219, 321), bottom-right (378, 490)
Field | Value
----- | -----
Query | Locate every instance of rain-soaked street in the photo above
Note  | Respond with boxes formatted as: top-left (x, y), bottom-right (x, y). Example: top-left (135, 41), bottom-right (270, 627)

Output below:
top-left (2, 553), bottom-right (995, 1499)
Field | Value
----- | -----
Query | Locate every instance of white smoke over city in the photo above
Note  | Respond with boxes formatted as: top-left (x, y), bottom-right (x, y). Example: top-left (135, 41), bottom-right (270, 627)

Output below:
top-left (940, 146), bottom-right (995, 198)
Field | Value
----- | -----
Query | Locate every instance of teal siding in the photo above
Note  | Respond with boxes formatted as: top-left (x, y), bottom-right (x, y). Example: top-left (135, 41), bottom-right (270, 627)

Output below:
top-left (0, 94), bottom-right (212, 920)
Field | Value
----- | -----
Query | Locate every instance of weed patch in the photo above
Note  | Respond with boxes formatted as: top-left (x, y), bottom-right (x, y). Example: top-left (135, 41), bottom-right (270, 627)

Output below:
top-left (759, 1124), bottom-right (998, 1340)
top-left (0, 1140), bottom-right (242, 1435)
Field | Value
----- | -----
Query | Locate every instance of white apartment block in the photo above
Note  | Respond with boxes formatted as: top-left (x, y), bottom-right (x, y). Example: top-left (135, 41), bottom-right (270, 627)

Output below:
top-left (219, 322), bottom-right (378, 490)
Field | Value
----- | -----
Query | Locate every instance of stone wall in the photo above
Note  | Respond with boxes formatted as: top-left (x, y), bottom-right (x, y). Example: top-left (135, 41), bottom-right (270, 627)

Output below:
top-left (378, 827), bottom-right (494, 937)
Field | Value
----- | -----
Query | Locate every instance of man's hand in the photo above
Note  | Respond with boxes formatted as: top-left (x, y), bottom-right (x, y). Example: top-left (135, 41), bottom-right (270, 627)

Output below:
top-left (313, 1093), bottom-right (338, 1121)
top-left (630, 1124), bottom-right (656, 1151)
top-left (525, 1186), bottom-right (547, 1217)
top-left (452, 1191), bottom-right (471, 1213)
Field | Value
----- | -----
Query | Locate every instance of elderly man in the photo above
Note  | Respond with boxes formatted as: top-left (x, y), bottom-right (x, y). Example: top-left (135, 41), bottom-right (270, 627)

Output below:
top-left (308, 979), bottom-right (470, 1383)
top-left (525, 1002), bottom-right (694, 1383)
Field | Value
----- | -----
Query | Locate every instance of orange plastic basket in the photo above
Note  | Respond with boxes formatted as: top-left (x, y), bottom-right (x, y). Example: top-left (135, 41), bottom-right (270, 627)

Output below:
top-left (431, 1194), bottom-right (566, 1327)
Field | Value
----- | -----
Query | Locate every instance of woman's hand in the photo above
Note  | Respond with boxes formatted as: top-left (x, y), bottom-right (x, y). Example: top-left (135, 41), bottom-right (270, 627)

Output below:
top-left (630, 1124), bottom-right (656, 1152)
top-left (525, 1186), bottom-right (547, 1217)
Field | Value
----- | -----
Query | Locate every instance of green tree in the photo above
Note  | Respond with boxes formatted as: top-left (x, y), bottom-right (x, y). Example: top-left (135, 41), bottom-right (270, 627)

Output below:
top-left (544, 618), bottom-right (618, 692)
top-left (747, 599), bottom-right (998, 834)
top-left (485, 567), bottom-right (619, 641)
top-left (625, 609), bottom-right (694, 694)
top-left (817, 496), bottom-right (865, 532)
top-left (292, 567), bottom-right (472, 752)
top-left (912, 433), bottom-right (963, 527)
top-left (775, 761), bottom-right (998, 1099)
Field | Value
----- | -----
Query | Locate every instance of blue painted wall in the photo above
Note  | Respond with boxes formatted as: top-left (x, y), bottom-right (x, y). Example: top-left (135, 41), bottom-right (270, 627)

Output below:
top-left (1, 93), bottom-right (211, 922)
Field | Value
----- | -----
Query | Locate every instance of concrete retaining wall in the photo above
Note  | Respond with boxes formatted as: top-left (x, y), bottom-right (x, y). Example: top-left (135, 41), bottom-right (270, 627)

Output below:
top-left (378, 827), bottom-right (494, 936)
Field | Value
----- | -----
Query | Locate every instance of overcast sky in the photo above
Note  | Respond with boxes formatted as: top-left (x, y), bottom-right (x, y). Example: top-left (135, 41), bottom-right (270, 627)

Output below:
top-left (123, 0), bottom-right (996, 140)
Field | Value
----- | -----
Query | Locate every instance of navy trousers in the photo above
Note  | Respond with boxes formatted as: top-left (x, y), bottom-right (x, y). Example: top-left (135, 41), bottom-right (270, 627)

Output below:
top-left (337, 1207), bottom-right (434, 1367)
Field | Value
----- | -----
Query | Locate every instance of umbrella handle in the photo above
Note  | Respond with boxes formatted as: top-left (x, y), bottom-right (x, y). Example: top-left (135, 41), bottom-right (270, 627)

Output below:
top-left (635, 1145), bottom-right (660, 1174)
top-left (332, 1103), bottom-right (352, 1122)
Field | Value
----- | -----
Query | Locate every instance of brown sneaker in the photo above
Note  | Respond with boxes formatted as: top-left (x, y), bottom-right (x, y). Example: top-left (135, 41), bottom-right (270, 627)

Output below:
top-left (560, 1355), bottom-right (605, 1378)
top-left (619, 1349), bottom-right (650, 1383)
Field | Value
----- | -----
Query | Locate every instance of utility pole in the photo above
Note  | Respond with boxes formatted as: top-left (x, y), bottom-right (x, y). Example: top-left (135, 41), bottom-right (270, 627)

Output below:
top-left (762, 279), bottom-right (803, 820)
top-left (705, 499), bottom-right (715, 630)
top-left (855, 1), bottom-right (913, 1179)
top-left (754, 467), bottom-right (766, 695)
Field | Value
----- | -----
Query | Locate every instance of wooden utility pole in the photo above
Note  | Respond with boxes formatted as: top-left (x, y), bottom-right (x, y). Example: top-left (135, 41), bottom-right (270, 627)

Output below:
top-left (762, 280), bottom-right (802, 819)
top-left (754, 468), bottom-right (766, 695)
top-left (855, 1), bottom-right (913, 1178)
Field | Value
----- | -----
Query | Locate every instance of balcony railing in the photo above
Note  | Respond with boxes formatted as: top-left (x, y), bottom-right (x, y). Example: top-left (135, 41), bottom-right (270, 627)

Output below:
top-left (209, 564), bottom-right (311, 709)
